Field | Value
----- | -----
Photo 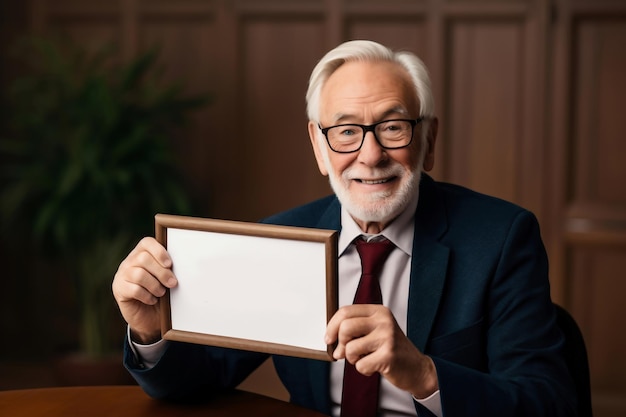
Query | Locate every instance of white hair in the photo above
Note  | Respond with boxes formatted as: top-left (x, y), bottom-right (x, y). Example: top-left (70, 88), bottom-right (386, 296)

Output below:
top-left (305, 40), bottom-right (435, 123)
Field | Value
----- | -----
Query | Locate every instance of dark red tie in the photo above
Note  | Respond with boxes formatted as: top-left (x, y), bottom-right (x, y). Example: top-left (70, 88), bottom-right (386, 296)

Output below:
top-left (340, 237), bottom-right (395, 417)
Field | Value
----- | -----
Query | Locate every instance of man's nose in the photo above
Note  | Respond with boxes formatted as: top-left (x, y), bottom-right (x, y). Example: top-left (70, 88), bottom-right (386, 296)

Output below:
top-left (357, 131), bottom-right (386, 165)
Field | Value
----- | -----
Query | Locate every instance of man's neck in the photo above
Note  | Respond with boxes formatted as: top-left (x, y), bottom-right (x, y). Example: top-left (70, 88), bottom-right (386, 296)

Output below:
top-left (353, 218), bottom-right (392, 234)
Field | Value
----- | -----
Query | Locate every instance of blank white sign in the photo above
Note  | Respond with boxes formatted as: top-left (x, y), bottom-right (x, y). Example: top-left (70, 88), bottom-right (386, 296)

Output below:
top-left (156, 214), bottom-right (337, 360)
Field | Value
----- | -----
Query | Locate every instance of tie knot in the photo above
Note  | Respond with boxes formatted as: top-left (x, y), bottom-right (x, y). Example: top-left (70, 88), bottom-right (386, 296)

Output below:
top-left (355, 238), bottom-right (395, 276)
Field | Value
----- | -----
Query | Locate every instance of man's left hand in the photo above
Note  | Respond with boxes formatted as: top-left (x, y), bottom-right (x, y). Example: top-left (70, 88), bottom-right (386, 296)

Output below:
top-left (325, 304), bottom-right (439, 399)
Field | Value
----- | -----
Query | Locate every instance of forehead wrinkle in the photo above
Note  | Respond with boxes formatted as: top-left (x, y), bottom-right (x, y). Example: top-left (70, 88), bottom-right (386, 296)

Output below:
top-left (330, 105), bottom-right (410, 125)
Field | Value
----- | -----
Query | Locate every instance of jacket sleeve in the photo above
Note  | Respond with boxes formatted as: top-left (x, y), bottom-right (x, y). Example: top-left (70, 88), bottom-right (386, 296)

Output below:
top-left (124, 338), bottom-right (268, 402)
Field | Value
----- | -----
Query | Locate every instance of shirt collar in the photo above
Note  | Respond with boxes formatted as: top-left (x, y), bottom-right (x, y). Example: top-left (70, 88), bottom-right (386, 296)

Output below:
top-left (338, 189), bottom-right (419, 257)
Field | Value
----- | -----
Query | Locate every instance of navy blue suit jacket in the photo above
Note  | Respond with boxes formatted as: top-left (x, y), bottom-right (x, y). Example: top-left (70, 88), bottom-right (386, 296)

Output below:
top-left (125, 175), bottom-right (577, 416)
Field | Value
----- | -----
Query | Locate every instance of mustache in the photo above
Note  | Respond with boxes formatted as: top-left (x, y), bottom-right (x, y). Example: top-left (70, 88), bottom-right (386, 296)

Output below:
top-left (341, 163), bottom-right (405, 181)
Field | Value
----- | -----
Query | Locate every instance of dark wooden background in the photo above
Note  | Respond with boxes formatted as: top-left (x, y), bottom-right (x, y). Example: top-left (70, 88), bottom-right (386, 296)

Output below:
top-left (1, 1), bottom-right (625, 416)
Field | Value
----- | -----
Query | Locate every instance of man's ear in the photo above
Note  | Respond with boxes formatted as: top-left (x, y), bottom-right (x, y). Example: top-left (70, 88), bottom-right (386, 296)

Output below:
top-left (422, 117), bottom-right (438, 172)
top-left (308, 121), bottom-right (329, 176)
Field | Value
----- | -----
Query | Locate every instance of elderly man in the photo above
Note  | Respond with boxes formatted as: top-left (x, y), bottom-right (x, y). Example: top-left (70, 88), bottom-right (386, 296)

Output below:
top-left (112, 40), bottom-right (576, 416)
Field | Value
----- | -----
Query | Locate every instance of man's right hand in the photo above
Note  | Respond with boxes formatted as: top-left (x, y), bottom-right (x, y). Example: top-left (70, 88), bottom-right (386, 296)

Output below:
top-left (112, 237), bottom-right (178, 344)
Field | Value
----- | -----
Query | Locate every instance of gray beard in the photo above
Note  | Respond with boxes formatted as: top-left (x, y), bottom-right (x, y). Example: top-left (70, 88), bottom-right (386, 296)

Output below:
top-left (327, 163), bottom-right (422, 226)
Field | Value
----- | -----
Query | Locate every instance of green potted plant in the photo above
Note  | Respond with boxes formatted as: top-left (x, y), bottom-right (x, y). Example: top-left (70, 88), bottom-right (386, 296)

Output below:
top-left (0, 36), bottom-right (207, 367)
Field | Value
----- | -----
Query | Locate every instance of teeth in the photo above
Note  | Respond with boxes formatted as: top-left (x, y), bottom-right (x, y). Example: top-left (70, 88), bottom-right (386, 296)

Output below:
top-left (361, 179), bottom-right (388, 184)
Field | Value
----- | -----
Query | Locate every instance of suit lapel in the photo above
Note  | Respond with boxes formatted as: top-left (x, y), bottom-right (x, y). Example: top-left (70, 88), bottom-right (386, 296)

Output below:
top-left (406, 175), bottom-right (450, 351)
top-left (407, 239), bottom-right (449, 351)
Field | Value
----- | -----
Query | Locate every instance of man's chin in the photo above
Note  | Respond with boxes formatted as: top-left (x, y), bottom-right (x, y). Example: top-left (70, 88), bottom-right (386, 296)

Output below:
top-left (342, 196), bottom-right (405, 225)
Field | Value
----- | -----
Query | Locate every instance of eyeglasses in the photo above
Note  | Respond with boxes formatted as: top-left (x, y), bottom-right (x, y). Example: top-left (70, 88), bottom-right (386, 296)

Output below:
top-left (318, 118), bottom-right (423, 153)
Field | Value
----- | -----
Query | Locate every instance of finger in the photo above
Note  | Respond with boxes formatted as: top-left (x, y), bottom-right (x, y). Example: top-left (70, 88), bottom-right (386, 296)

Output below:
top-left (122, 238), bottom-right (177, 289)
top-left (113, 264), bottom-right (159, 304)
top-left (349, 340), bottom-right (391, 376)
top-left (132, 249), bottom-right (177, 288)
top-left (325, 304), bottom-right (378, 344)
top-left (133, 237), bottom-right (173, 269)
top-left (114, 256), bottom-right (174, 307)
top-left (120, 279), bottom-right (162, 306)
top-left (124, 263), bottom-right (171, 298)
top-left (341, 319), bottom-right (388, 365)
top-left (332, 316), bottom-right (378, 360)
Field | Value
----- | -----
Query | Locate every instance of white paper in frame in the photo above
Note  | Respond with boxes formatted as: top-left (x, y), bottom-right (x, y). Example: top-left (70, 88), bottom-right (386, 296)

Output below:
top-left (155, 214), bottom-right (338, 361)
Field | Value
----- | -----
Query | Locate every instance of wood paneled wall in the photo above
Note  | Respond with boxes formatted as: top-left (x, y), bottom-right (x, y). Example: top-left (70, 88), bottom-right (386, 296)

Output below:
top-left (21, 0), bottom-right (626, 415)
top-left (550, 2), bottom-right (626, 415)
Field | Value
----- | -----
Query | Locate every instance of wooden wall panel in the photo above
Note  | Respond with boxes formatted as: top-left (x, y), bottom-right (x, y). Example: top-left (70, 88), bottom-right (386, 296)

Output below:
top-left (567, 17), bottom-right (626, 411)
top-left (572, 19), bottom-right (626, 206)
top-left (138, 9), bottom-right (224, 217)
top-left (569, 246), bottom-right (626, 415)
top-left (553, 2), bottom-right (626, 415)
top-left (239, 17), bottom-right (329, 220)
top-left (347, 18), bottom-right (429, 60)
top-left (446, 20), bottom-right (525, 204)
top-left (570, 247), bottom-right (626, 390)
top-left (42, 16), bottom-right (121, 54)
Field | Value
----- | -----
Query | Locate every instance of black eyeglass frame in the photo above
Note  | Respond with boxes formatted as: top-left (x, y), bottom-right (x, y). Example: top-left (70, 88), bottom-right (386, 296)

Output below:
top-left (318, 117), bottom-right (424, 154)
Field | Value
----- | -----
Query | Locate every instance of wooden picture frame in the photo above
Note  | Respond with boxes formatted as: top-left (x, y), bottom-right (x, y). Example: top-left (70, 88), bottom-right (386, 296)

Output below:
top-left (155, 214), bottom-right (338, 361)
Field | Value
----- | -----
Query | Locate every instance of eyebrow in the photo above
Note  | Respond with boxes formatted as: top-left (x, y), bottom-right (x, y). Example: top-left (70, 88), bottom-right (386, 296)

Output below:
top-left (330, 107), bottom-right (410, 124)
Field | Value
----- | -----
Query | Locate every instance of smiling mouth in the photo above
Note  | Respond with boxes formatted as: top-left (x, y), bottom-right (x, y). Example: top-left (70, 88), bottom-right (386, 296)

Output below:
top-left (356, 177), bottom-right (396, 184)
